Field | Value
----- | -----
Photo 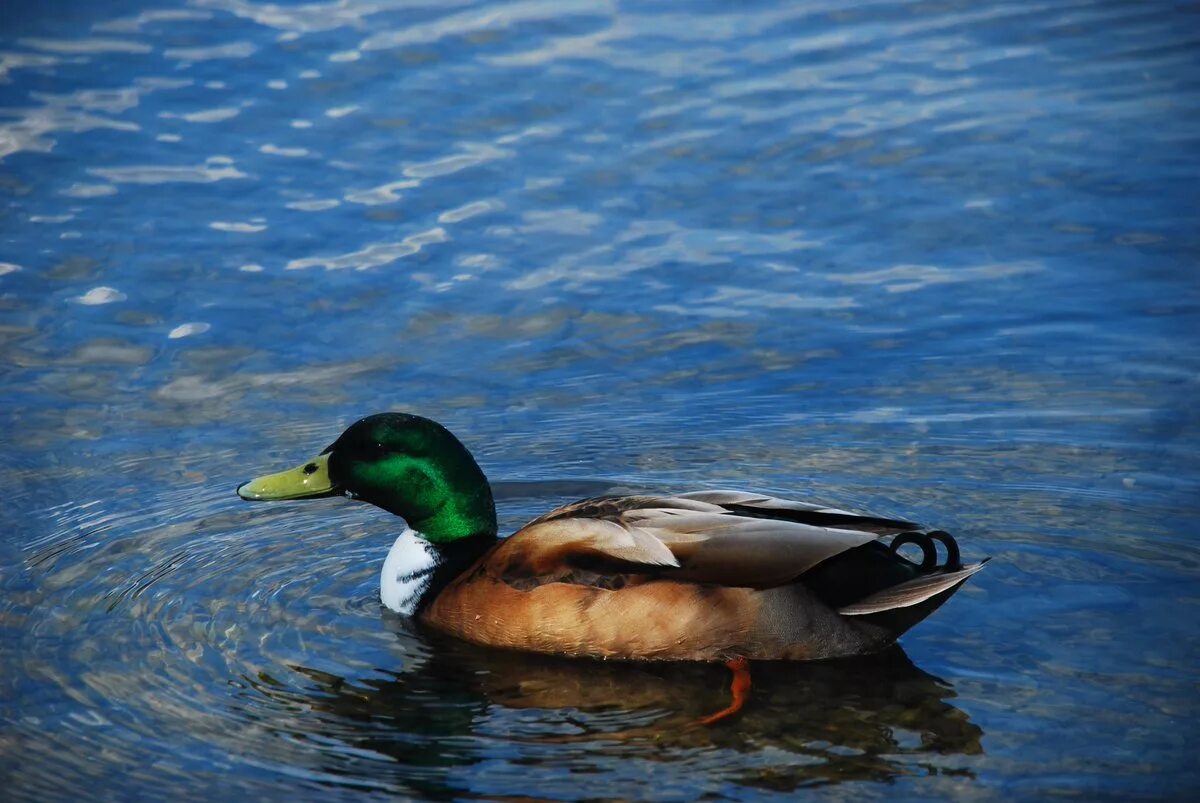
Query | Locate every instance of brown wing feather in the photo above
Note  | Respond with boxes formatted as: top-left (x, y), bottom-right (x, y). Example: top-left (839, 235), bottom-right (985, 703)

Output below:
top-left (486, 493), bottom-right (887, 590)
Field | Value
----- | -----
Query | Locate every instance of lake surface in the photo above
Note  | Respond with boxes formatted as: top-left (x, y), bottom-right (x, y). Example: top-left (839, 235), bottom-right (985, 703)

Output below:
top-left (2, 0), bottom-right (1198, 799)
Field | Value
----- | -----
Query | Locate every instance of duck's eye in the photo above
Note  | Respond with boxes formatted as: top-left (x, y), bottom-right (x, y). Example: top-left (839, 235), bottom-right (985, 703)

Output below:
top-left (303, 462), bottom-right (318, 475)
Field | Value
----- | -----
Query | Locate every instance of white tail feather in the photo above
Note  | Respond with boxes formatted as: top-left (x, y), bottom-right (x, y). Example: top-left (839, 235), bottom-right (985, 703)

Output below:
top-left (838, 561), bottom-right (988, 615)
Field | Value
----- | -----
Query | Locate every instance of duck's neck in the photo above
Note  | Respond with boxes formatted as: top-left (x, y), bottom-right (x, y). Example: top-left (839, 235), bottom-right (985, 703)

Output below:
top-left (380, 528), bottom-right (496, 615)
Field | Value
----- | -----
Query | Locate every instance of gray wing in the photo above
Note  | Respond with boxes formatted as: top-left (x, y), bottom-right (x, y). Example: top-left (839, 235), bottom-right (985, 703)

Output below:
top-left (499, 491), bottom-right (913, 589)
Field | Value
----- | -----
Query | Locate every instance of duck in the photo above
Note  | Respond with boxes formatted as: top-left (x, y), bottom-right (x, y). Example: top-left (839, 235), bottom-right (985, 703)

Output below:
top-left (237, 412), bottom-right (985, 724)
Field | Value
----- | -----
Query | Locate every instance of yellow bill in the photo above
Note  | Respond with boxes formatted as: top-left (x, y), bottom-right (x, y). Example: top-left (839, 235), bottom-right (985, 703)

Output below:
top-left (237, 453), bottom-right (336, 501)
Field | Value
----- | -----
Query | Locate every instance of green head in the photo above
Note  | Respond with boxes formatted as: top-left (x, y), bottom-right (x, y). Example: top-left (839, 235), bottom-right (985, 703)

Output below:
top-left (237, 413), bottom-right (497, 543)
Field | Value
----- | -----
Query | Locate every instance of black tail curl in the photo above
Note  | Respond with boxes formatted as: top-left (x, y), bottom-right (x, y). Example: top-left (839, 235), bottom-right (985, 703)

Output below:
top-left (889, 530), bottom-right (962, 572)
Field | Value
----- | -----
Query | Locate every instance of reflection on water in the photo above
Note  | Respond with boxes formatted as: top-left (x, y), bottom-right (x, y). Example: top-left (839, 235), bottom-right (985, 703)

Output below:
top-left (268, 633), bottom-right (982, 797)
top-left (2, 0), bottom-right (1198, 800)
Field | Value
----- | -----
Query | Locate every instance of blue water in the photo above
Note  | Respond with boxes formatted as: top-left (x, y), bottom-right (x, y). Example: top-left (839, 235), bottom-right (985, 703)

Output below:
top-left (2, 0), bottom-right (1198, 799)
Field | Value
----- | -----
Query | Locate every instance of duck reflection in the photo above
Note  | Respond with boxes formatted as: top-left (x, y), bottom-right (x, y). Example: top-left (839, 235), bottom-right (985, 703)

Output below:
top-left (262, 619), bottom-right (982, 793)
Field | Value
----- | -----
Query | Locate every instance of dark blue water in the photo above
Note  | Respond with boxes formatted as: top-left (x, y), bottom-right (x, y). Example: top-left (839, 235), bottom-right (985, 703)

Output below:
top-left (2, 0), bottom-right (1198, 799)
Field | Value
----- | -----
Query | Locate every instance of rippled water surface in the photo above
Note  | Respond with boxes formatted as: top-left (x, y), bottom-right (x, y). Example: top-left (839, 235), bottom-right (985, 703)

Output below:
top-left (2, 0), bottom-right (1198, 799)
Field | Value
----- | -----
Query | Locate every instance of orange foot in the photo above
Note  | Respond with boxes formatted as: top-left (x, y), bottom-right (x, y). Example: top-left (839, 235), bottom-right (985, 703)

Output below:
top-left (697, 656), bottom-right (751, 726)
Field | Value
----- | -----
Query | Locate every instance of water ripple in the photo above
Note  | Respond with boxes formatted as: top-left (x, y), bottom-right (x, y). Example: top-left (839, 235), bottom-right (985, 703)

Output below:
top-left (94, 9), bottom-right (214, 34)
top-left (403, 142), bottom-right (513, 180)
top-left (285, 227), bottom-right (449, 271)
top-left (343, 178), bottom-right (418, 206)
top-left (359, 0), bottom-right (607, 52)
top-left (830, 261), bottom-right (1041, 294)
top-left (164, 41), bottom-right (258, 62)
top-left (88, 158), bottom-right (248, 184)
top-left (18, 36), bottom-right (151, 55)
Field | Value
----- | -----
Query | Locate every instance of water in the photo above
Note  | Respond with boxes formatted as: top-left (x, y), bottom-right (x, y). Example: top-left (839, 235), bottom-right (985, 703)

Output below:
top-left (2, 0), bottom-right (1198, 799)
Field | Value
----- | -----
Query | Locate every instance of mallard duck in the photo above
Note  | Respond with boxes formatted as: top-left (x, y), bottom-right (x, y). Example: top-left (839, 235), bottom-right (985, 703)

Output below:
top-left (237, 413), bottom-right (985, 722)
